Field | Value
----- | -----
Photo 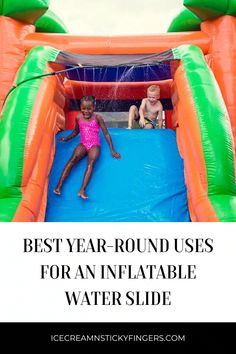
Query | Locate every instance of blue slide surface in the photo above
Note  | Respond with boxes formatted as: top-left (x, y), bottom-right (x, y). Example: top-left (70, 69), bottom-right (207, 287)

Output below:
top-left (45, 129), bottom-right (190, 221)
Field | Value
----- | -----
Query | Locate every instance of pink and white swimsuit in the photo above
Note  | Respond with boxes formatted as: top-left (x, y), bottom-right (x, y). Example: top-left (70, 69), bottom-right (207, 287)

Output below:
top-left (78, 113), bottom-right (101, 151)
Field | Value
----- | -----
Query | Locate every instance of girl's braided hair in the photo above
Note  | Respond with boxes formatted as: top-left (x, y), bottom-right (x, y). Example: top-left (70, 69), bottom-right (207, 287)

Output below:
top-left (80, 95), bottom-right (96, 105)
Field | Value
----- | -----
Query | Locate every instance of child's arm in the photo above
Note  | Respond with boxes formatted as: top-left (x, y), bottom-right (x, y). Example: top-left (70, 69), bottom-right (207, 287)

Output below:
top-left (59, 118), bottom-right (80, 141)
top-left (96, 115), bottom-right (121, 159)
top-left (157, 102), bottom-right (163, 129)
top-left (138, 99), bottom-right (147, 128)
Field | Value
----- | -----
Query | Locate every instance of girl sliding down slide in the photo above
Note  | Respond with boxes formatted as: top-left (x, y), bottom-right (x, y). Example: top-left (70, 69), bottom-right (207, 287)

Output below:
top-left (54, 96), bottom-right (121, 199)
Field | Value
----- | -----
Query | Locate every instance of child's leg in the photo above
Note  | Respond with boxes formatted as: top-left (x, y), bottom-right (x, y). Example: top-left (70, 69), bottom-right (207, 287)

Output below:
top-left (78, 145), bottom-right (100, 199)
top-left (54, 144), bottom-right (87, 195)
top-left (144, 123), bottom-right (154, 129)
top-left (128, 105), bottom-right (139, 129)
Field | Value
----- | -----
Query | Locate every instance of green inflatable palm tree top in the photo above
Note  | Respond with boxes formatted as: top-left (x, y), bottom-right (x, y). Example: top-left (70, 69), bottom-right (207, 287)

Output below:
top-left (168, 0), bottom-right (236, 32)
top-left (184, 0), bottom-right (236, 20)
top-left (0, 0), bottom-right (68, 33)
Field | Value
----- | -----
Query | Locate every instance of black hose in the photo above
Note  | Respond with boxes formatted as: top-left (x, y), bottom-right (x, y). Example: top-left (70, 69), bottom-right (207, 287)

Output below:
top-left (2, 65), bottom-right (83, 108)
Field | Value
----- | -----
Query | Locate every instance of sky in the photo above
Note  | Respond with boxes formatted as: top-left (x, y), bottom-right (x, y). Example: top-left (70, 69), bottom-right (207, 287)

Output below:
top-left (50, 0), bottom-right (184, 35)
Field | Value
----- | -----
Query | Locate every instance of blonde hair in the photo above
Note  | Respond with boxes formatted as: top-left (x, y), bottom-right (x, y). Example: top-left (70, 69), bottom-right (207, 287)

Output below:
top-left (147, 85), bottom-right (160, 95)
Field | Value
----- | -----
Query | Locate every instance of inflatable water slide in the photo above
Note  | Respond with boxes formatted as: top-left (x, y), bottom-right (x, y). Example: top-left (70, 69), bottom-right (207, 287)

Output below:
top-left (1, 0), bottom-right (236, 222)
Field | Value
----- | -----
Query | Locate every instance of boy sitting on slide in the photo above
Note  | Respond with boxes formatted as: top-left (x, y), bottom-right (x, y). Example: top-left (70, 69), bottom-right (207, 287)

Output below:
top-left (127, 85), bottom-right (163, 129)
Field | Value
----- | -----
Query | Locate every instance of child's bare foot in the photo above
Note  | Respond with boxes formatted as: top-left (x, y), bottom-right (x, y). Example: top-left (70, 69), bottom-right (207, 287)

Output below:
top-left (78, 190), bottom-right (88, 200)
top-left (53, 188), bottom-right (61, 195)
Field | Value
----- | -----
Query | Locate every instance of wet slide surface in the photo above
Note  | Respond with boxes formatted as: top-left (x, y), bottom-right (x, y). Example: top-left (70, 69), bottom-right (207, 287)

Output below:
top-left (46, 129), bottom-right (190, 221)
